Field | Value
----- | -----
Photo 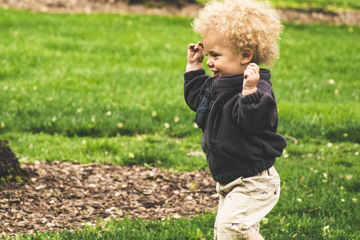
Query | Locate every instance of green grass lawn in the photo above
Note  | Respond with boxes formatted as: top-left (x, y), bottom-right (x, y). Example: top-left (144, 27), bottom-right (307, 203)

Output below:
top-left (1, 7), bottom-right (360, 240)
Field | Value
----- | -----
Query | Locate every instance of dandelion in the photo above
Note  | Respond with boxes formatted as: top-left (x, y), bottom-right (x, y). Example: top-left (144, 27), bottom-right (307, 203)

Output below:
top-left (82, 139), bottom-right (87, 145)
top-left (341, 199), bottom-right (346, 202)
top-left (328, 79), bottom-right (335, 85)
top-left (340, 186), bottom-right (344, 190)
top-left (297, 198), bottom-right (302, 202)
top-left (33, 86), bottom-right (37, 91)
top-left (174, 116), bottom-right (180, 123)
top-left (164, 123), bottom-right (170, 128)
top-left (352, 198), bottom-right (358, 203)
top-left (128, 152), bottom-right (135, 158)
top-left (1, 122), bottom-right (4, 128)
top-left (51, 116), bottom-right (57, 122)
top-left (117, 122), bottom-right (124, 128)
top-left (343, 133), bottom-right (348, 137)
top-left (152, 111), bottom-right (157, 117)
top-left (106, 111), bottom-right (112, 116)
top-left (91, 116), bottom-right (96, 122)
top-left (355, 152), bottom-right (359, 156)
top-left (77, 108), bottom-right (83, 113)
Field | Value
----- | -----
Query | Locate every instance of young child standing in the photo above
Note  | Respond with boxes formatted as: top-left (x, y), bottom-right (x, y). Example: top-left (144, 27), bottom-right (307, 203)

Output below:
top-left (184, 0), bottom-right (287, 239)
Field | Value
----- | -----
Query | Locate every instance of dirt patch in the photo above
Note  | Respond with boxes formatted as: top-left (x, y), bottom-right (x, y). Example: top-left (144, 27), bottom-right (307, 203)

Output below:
top-left (0, 0), bottom-right (359, 25)
top-left (0, 161), bottom-right (217, 236)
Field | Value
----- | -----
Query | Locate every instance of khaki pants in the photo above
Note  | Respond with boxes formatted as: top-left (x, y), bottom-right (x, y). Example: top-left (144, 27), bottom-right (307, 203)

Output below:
top-left (214, 166), bottom-right (280, 240)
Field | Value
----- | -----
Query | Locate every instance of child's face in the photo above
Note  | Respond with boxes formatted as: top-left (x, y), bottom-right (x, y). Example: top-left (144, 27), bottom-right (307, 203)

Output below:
top-left (203, 33), bottom-right (245, 77)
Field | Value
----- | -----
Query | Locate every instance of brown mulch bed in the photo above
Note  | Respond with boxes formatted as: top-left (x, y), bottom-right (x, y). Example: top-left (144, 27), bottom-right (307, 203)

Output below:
top-left (0, 0), bottom-right (359, 25)
top-left (0, 161), bottom-right (217, 236)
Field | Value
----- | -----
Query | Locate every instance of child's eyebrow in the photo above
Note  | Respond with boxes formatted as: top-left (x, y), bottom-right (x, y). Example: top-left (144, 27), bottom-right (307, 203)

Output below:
top-left (208, 51), bottom-right (220, 56)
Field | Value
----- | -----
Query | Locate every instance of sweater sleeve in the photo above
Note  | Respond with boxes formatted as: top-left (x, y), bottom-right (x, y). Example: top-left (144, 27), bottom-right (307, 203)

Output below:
top-left (232, 80), bottom-right (278, 134)
top-left (184, 69), bottom-right (210, 112)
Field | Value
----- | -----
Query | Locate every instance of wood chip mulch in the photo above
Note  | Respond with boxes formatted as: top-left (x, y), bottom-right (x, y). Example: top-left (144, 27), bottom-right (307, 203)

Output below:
top-left (0, 0), bottom-right (359, 26)
top-left (0, 161), bottom-right (217, 236)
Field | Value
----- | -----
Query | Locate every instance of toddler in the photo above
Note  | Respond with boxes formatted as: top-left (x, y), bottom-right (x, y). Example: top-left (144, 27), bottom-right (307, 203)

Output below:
top-left (184, 0), bottom-right (287, 239)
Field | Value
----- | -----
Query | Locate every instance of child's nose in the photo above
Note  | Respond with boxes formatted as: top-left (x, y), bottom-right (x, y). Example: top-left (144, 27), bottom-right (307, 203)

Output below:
top-left (206, 59), bottom-right (213, 67)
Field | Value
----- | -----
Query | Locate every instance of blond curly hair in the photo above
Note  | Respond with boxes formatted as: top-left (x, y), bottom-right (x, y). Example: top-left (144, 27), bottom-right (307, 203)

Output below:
top-left (192, 0), bottom-right (282, 66)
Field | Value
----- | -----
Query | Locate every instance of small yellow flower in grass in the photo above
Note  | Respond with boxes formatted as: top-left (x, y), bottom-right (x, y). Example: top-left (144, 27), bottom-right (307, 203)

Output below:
top-left (128, 152), bottom-right (135, 158)
top-left (82, 139), bottom-right (87, 144)
top-left (343, 133), bottom-right (348, 138)
top-left (340, 186), bottom-right (344, 190)
top-left (4, 86), bottom-right (8, 91)
top-left (323, 225), bottom-right (330, 233)
top-left (352, 198), bottom-right (358, 203)
top-left (164, 122), bottom-right (170, 128)
top-left (334, 89), bottom-right (339, 95)
top-left (261, 218), bottom-right (268, 224)
top-left (152, 111), bottom-right (157, 117)
top-left (117, 122), bottom-right (124, 128)
top-left (77, 108), bottom-right (83, 113)
top-left (355, 152), bottom-right (359, 156)
top-left (106, 111), bottom-right (112, 116)
top-left (52, 116), bottom-right (57, 122)
top-left (297, 198), bottom-right (302, 202)
top-left (341, 199), bottom-right (345, 202)
top-left (91, 116), bottom-right (96, 122)
top-left (174, 116), bottom-right (180, 123)
top-left (327, 142), bottom-right (333, 147)
top-left (33, 86), bottom-right (37, 91)
top-left (323, 173), bottom-right (327, 179)
top-left (1, 122), bottom-right (4, 128)
top-left (328, 79), bottom-right (335, 85)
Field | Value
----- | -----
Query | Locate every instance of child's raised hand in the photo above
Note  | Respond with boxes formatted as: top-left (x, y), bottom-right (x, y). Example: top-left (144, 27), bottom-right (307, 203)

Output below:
top-left (243, 63), bottom-right (260, 92)
top-left (186, 41), bottom-right (205, 72)
top-left (187, 42), bottom-right (205, 64)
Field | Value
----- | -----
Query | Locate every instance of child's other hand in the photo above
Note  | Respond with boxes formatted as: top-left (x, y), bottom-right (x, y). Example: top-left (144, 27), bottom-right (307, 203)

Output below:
top-left (243, 63), bottom-right (260, 95)
top-left (187, 42), bottom-right (204, 64)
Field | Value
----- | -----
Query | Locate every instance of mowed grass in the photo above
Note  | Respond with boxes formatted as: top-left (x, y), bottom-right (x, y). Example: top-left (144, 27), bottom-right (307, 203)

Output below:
top-left (0, 8), bottom-right (360, 239)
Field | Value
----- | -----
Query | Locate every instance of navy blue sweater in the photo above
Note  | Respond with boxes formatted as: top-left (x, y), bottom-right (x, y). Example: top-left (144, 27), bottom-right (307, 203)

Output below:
top-left (184, 69), bottom-right (287, 184)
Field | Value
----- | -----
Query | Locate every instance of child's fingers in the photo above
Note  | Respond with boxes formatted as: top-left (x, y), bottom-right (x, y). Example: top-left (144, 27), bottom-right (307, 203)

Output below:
top-left (188, 43), bottom-right (196, 50)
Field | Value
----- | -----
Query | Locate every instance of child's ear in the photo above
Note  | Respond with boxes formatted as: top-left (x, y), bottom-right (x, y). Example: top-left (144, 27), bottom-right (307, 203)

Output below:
top-left (240, 48), bottom-right (253, 65)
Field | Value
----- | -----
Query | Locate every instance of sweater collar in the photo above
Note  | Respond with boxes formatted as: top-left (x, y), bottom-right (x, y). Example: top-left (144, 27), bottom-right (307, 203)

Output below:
top-left (212, 68), bottom-right (271, 89)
